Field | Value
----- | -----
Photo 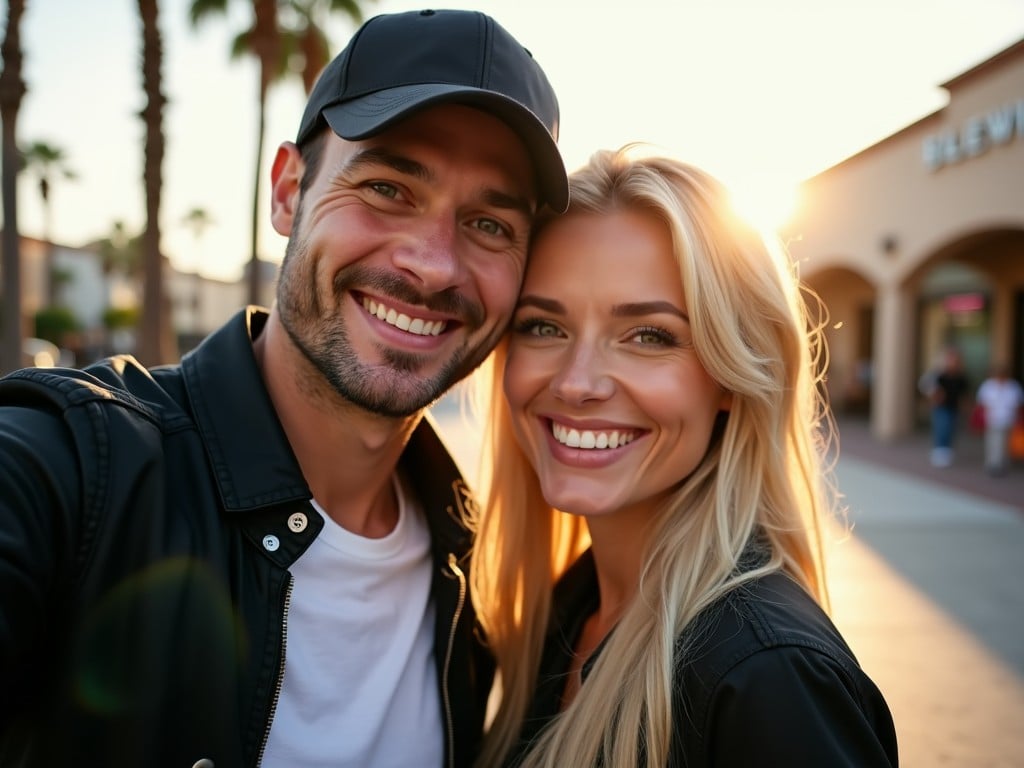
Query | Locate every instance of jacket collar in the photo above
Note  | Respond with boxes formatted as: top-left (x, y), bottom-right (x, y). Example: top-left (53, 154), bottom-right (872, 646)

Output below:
top-left (401, 411), bottom-right (478, 559)
top-left (182, 307), bottom-right (309, 512)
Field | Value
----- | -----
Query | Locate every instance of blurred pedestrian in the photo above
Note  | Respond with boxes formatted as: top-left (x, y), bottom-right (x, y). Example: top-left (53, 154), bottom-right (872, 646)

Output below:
top-left (919, 346), bottom-right (970, 467)
top-left (976, 364), bottom-right (1024, 476)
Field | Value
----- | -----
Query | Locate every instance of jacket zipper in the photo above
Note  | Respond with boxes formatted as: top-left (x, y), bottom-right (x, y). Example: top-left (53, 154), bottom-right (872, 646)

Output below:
top-left (256, 576), bottom-right (293, 768)
top-left (442, 553), bottom-right (467, 768)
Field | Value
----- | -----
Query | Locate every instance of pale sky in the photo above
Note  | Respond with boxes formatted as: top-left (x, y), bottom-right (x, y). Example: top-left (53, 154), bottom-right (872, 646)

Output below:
top-left (10, 0), bottom-right (1024, 280)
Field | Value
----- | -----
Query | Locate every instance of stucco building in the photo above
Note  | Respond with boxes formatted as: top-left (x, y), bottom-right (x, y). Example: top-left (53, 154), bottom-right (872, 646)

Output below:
top-left (785, 38), bottom-right (1024, 440)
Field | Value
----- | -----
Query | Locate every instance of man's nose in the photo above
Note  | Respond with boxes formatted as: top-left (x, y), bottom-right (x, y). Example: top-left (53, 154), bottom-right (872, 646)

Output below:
top-left (392, 215), bottom-right (464, 292)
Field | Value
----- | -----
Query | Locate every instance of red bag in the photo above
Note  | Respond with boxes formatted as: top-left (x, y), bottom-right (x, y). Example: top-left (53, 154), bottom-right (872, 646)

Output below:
top-left (969, 404), bottom-right (985, 433)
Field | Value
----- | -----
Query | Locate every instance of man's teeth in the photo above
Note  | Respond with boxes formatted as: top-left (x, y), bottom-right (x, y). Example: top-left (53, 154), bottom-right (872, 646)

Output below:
top-left (363, 298), bottom-right (446, 336)
top-left (551, 422), bottom-right (637, 450)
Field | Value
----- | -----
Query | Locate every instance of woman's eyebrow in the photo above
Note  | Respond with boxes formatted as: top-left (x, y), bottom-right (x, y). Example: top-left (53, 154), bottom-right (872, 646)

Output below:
top-left (611, 301), bottom-right (688, 321)
top-left (516, 295), bottom-right (564, 314)
top-left (516, 297), bottom-right (689, 321)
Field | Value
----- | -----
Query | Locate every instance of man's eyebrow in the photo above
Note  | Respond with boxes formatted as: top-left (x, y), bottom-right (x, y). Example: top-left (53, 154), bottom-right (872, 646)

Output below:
top-left (339, 147), bottom-right (433, 182)
top-left (339, 147), bottom-right (535, 218)
top-left (483, 188), bottom-right (536, 220)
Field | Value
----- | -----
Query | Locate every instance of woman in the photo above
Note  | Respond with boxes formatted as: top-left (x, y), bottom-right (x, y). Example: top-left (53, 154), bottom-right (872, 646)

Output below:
top-left (470, 148), bottom-right (898, 767)
top-left (975, 363), bottom-right (1024, 476)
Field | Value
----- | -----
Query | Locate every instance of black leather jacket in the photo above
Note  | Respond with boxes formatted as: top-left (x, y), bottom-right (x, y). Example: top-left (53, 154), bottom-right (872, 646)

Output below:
top-left (511, 549), bottom-right (898, 767)
top-left (0, 308), bottom-right (493, 768)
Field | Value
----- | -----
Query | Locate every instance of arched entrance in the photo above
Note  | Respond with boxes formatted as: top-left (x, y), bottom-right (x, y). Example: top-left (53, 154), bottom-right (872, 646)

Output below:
top-left (907, 227), bottom-right (1024, 426)
top-left (805, 266), bottom-right (876, 418)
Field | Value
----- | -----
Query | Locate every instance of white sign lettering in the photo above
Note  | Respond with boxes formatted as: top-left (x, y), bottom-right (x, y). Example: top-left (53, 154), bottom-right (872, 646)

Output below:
top-left (922, 99), bottom-right (1024, 171)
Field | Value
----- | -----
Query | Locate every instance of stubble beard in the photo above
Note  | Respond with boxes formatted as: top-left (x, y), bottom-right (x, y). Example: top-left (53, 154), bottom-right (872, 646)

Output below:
top-left (276, 224), bottom-right (494, 418)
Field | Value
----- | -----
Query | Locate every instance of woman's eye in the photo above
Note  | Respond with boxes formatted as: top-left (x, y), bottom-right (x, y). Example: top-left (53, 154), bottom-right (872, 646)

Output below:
top-left (630, 326), bottom-right (678, 346)
top-left (513, 318), bottom-right (562, 338)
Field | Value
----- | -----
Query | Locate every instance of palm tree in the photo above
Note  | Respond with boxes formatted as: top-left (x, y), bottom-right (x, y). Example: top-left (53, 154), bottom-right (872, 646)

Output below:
top-left (190, 0), bottom-right (282, 309)
top-left (0, 0), bottom-right (27, 374)
top-left (96, 220), bottom-right (142, 356)
top-left (181, 206), bottom-right (214, 331)
top-left (20, 141), bottom-right (77, 307)
top-left (182, 206), bottom-right (215, 247)
top-left (188, 0), bottom-right (370, 307)
top-left (283, 0), bottom-right (369, 94)
top-left (98, 221), bottom-right (142, 280)
top-left (136, 0), bottom-right (177, 365)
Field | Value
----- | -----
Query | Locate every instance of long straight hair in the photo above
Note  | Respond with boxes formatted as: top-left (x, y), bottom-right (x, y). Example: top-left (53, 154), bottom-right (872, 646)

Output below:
top-left (471, 147), bottom-right (837, 768)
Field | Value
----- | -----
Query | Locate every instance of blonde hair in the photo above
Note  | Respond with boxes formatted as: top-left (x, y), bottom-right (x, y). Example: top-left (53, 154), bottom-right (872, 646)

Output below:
top-left (470, 147), bottom-right (836, 768)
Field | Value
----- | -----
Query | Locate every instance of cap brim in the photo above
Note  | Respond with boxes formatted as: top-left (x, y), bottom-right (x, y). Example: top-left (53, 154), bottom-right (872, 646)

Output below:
top-left (321, 84), bottom-right (568, 212)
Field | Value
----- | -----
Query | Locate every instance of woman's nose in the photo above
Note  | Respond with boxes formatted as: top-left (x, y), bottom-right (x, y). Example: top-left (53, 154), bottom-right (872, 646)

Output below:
top-left (548, 345), bottom-right (615, 405)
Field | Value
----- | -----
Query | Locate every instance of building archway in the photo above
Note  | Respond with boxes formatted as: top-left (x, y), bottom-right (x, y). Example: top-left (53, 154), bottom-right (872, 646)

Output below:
top-left (906, 228), bottom-right (1024, 423)
top-left (806, 266), bottom-right (876, 418)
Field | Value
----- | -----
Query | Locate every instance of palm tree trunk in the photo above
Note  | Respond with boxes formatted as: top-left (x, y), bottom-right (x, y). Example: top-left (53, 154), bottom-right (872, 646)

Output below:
top-left (0, 0), bottom-right (27, 374)
top-left (42, 179), bottom-right (57, 306)
top-left (247, 0), bottom-right (278, 308)
top-left (137, 0), bottom-right (176, 365)
top-left (248, 84), bottom-right (266, 307)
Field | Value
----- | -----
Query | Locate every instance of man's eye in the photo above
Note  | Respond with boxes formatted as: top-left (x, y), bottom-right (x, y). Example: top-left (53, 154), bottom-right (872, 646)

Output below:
top-left (368, 181), bottom-right (399, 199)
top-left (474, 218), bottom-right (507, 237)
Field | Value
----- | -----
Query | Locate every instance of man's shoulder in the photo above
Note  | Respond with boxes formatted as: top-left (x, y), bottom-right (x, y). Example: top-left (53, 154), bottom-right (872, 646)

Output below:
top-left (0, 310), bottom-right (257, 426)
top-left (0, 356), bottom-right (186, 426)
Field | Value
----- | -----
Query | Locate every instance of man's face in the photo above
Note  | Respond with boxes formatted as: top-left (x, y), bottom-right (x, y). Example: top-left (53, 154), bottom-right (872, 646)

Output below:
top-left (273, 103), bottom-right (538, 417)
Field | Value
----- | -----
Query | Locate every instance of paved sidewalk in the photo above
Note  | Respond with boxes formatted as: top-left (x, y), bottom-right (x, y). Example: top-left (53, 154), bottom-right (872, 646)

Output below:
top-left (828, 456), bottom-right (1024, 768)
top-left (836, 417), bottom-right (1024, 512)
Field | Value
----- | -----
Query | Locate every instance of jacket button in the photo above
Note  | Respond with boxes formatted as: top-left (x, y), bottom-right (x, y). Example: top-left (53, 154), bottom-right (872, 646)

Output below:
top-left (288, 512), bottom-right (308, 533)
top-left (262, 534), bottom-right (280, 552)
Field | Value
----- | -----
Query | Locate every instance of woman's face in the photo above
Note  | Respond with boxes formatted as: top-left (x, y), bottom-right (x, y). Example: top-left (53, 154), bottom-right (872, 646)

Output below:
top-left (504, 208), bottom-right (731, 519)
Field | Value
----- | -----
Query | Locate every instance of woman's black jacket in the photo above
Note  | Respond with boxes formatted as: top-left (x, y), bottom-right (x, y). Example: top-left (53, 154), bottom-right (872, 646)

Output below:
top-left (511, 550), bottom-right (898, 767)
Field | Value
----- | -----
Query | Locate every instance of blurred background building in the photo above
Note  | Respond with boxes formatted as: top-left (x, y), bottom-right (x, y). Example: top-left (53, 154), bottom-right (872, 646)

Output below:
top-left (788, 38), bottom-right (1024, 441)
top-left (3, 231), bottom-right (264, 367)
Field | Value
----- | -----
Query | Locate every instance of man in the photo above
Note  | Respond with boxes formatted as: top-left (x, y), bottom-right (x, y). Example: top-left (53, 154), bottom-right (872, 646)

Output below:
top-left (0, 9), bottom-right (567, 768)
top-left (920, 346), bottom-right (970, 467)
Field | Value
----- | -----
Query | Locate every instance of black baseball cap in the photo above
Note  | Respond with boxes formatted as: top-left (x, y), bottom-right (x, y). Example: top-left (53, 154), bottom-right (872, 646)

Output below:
top-left (296, 9), bottom-right (568, 212)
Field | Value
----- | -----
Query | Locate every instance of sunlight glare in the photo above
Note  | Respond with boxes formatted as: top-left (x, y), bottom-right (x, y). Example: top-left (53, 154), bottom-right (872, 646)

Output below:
top-left (728, 174), bottom-right (800, 235)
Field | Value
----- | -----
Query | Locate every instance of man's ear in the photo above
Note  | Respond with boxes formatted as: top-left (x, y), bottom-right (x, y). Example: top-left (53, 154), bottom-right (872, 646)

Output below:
top-left (271, 142), bottom-right (304, 236)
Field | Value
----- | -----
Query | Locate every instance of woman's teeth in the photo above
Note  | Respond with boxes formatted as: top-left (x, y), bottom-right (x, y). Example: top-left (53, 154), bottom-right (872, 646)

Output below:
top-left (551, 422), bottom-right (637, 450)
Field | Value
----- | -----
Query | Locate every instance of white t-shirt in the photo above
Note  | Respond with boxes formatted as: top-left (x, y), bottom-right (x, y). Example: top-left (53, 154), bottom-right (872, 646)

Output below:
top-left (977, 378), bottom-right (1024, 429)
top-left (260, 474), bottom-right (443, 768)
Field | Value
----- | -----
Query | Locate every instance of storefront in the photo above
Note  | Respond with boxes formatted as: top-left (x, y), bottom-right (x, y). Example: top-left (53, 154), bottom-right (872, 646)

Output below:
top-left (783, 38), bottom-right (1024, 440)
